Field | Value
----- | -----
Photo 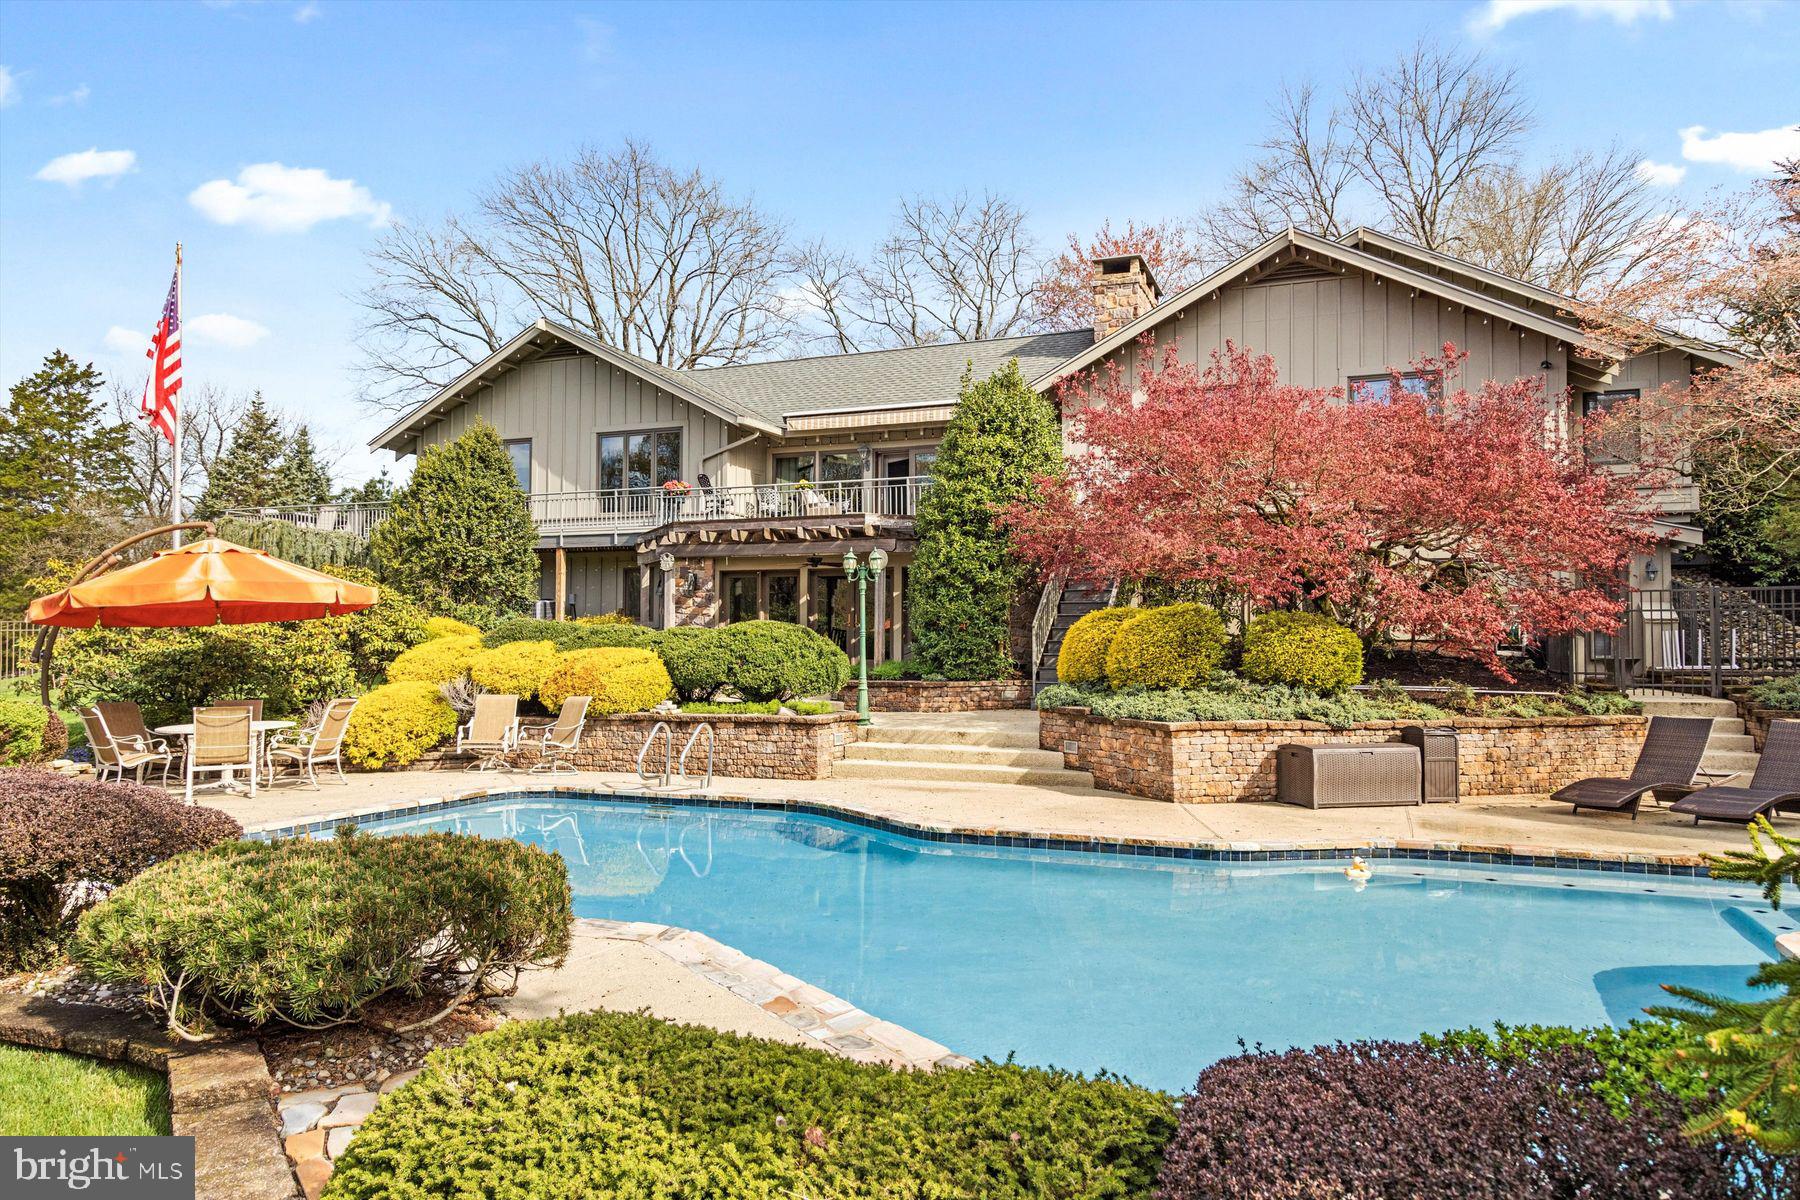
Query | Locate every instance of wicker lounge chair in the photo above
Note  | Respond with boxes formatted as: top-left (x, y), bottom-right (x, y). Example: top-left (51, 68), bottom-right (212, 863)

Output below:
top-left (1669, 720), bottom-right (1800, 825)
top-left (267, 698), bottom-right (357, 788)
top-left (79, 706), bottom-right (173, 784)
top-left (456, 694), bottom-right (520, 770)
top-left (186, 706), bottom-right (256, 802)
top-left (1552, 715), bottom-right (1713, 819)
top-left (93, 701), bottom-right (179, 778)
top-left (526, 695), bottom-right (589, 774)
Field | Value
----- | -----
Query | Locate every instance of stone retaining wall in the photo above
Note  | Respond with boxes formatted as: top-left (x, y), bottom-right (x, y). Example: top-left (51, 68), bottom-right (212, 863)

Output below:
top-left (1734, 693), bottom-right (1798, 752)
top-left (530, 711), bottom-right (859, 779)
top-left (839, 678), bottom-right (1030, 712)
top-left (1039, 708), bottom-right (1647, 804)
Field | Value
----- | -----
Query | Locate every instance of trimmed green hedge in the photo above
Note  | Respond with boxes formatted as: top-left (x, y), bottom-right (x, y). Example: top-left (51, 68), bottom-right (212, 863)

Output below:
top-left (483, 617), bottom-right (652, 651)
top-left (1420, 1020), bottom-right (1707, 1118)
top-left (0, 697), bottom-right (50, 766)
top-left (1104, 603), bottom-right (1228, 690)
top-left (718, 620), bottom-right (851, 701)
top-left (1240, 611), bottom-right (1364, 693)
top-left (322, 1009), bottom-right (1174, 1199)
top-left (646, 626), bottom-right (732, 702)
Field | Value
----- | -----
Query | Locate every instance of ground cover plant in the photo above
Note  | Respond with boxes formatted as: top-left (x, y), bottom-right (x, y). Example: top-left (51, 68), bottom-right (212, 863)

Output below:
top-left (72, 830), bottom-right (572, 1040)
top-left (1750, 674), bottom-right (1800, 711)
top-left (1037, 677), bottom-right (1448, 729)
top-left (677, 699), bottom-right (835, 715)
top-left (0, 770), bottom-right (241, 970)
top-left (0, 1046), bottom-right (171, 1137)
top-left (322, 1008), bottom-right (1176, 1200)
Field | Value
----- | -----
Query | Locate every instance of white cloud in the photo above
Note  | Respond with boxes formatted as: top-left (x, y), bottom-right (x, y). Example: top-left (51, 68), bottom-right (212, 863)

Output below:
top-left (1470, 0), bottom-right (1673, 34)
top-left (188, 313), bottom-right (271, 348)
top-left (46, 83), bottom-right (90, 107)
top-left (294, 2), bottom-right (321, 23)
top-left (1679, 125), bottom-right (1800, 173)
top-left (188, 162), bottom-right (392, 233)
top-left (1634, 159), bottom-right (1687, 187)
top-left (34, 147), bottom-right (138, 187)
top-left (0, 66), bottom-right (17, 107)
top-left (103, 326), bottom-right (148, 354)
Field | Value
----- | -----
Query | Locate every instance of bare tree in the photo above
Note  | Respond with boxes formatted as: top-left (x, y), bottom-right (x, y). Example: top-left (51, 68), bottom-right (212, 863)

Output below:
top-left (787, 239), bottom-right (868, 353)
top-left (109, 380), bottom-right (249, 521)
top-left (1197, 83), bottom-right (1358, 260)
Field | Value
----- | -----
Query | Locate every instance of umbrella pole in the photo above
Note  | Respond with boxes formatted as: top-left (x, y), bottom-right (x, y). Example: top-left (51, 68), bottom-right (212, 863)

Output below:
top-left (32, 521), bottom-right (216, 709)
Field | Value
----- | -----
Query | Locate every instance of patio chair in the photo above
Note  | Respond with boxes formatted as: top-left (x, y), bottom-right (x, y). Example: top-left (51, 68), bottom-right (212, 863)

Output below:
top-left (78, 706), bottom-right (173, 785)
top-left (526, 695), bottom-right (590, 774)
top-left (1670, 720), bottom-right (1800, 825)
top-left (267, 697), bottom-right (358, 788)
top-left (1552, 715), bottom-right (1713, 820)
top-left (456, 693), bottom-right (520, 771)
top-left (93, 701), bottom-right (180, 777)
top-left (215, 697), bottom-right (265, 721)
top-left (186, 706), bottom-right (256, 803)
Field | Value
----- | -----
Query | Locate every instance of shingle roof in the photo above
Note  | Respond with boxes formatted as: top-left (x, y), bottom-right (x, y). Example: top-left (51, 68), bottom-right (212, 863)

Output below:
top-left (685, 328), bottom-right (1095, 422)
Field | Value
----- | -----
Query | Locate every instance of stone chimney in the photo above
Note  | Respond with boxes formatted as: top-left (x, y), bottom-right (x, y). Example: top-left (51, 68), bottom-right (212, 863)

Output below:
top-left (1090, 253), bottom-right (1160, 341)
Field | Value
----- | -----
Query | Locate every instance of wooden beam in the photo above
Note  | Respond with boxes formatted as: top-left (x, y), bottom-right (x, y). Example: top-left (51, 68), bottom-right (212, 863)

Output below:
top-left (553, 547), bottom-right (567, 621)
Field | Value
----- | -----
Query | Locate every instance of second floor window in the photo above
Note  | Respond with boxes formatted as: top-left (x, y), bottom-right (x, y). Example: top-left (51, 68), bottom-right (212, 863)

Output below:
top-left (1582, 389), bottom-right (1641, 463)
top-left (600, 430), bottom-right (682, 491)
top-left (504, 439), bottom-right (531, 492)
top-left (1348, 372), bottom-right (1440, 406)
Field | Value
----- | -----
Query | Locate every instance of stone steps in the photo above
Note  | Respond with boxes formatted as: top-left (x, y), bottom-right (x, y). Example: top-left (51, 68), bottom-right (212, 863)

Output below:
top-left (1631, 692), bottom-right (1759, 782)
top-left (1631, 693), bottom-right (1741, 718)
top-left (864, 723), bottom-right (1040, 749)
top-left (844, 740), bottom-right (1067, 769)
top-left (832, 757), bottom-right (1096, 788)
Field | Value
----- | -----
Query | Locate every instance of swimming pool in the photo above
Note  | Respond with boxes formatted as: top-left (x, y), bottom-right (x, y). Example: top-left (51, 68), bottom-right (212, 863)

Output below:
top-left (349, 794), bottom-right (1779, 1092)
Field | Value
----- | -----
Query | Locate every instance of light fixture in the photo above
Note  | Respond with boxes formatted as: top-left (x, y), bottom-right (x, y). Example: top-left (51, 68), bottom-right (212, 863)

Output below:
top-left (869, 548), bottom-right (888, 573)
top-left (657, 552), bottom-right (675, 573)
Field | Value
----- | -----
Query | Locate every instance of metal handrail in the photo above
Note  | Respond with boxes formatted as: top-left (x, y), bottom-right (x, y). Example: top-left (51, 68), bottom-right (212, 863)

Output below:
top-left (1029, 573), bottom-right (1064, 691)
top-left (636, 721), bottom-right (674, 788)
top-left (677, 722), bottom-right (714, 789)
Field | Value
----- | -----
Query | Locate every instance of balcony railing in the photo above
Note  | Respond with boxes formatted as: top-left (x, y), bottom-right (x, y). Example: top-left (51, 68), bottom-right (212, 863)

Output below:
top-left (226, 476), bottom-right (931, 542)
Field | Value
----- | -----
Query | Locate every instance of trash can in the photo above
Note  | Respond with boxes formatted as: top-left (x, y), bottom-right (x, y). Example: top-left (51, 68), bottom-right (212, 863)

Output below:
top-left (1401, 725), bottom-right (1459, 804)
top-left (1275, 743), bottom-right (1421, 808)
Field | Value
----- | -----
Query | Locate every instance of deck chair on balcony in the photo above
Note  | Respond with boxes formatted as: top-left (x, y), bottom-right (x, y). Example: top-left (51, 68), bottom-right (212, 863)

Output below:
top-left (693, 473), bottom-right (728, 519)
top-left (456, 693), bottom-right (520, 771)
top-left (79, 706), bottom-right (173, 785)
top-left (267, 698), bottom-right (357, 788)
top-left (186, 706), bottom-right (256, 802)
top-left (526, 695), bottom-right (589, 774)
top-left (1670, 721), bottom-right (1800, 825)
top-left (1552, 715), bottom-right (1713, 820)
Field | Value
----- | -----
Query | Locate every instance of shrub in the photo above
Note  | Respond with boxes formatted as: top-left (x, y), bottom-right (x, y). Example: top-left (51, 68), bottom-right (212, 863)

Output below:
top-left (386, 635), bottom-right (483, 685)
top-left (1056, 607), bottom-right (1135, 684)
top-left (1032, 678), bottom-right (1448, 729)
top-left (573, 612), bottom-right (636, 626)
top-left (1751, 673), bottom-right (1800, 711)
top-left (1240, 611), bottom-right (1364, 692)
top-left (342, 682), bottom-right (459, 769)
top-left (645, 626), bottom-right (732, 701)
top-left (0, 770), bottom-right (241, 970)
top-left (483, 616), bottom-right (653, 651)
top-left (467, 640), bottom-right (557, 700)
top-left (423, 615), bottom-right (481, 640)
top-left (0, 697), bottom-right (50, 765)
top-left (72, 831), bottom-right (572, 1039)
top-left (717, 620), bottom-right (851, 701)
top-left (1421, 1020), bottom-right (1707, 1117)
top-left (312, 566), bottom-right (433, 686)
top-left (1157, 1040), bottom-right (1761, 1200)
top-left (871, 658), bottom-right (922, 681)
top-left (539, 648), bottom-right (671, 716)
top-left (322, 1008), bottom-right (1173, 1200)
top-left (678, 699), bottom-right (835, 716)
top-left (1104, 603), bottom-right (1228, 689)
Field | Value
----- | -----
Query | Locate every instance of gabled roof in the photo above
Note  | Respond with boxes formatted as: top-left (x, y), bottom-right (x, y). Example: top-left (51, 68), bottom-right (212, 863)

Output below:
top-left (691, 329), bottom-right (1094, 423)
top-left (370, 320), bottom-right (780, 453)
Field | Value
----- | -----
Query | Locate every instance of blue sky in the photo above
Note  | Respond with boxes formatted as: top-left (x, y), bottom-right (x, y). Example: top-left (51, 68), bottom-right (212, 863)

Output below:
top-left (2, 0), bottom-right (1795, 484)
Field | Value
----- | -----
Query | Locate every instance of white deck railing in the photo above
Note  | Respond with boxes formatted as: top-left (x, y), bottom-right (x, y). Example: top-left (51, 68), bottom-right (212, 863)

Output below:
top-left (221, 502), bottom-right (393, 540)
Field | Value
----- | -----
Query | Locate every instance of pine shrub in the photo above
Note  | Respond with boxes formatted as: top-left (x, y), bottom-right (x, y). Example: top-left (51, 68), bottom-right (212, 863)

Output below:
top-left (467, 640), bottom-right (557, 700)
top-left (1239, 611), bottom-right (1365, 692)
top-left (1103, 603), bottom-right (1228, 689)
top-left (0, 696), bottom-right (50, 765)
top-left (322, 1009), bottom-right (1174, 1199)
top-left (1055, 607), bottom-right (1135, 685)
top-left (342, 682), bottom-right (459, 769)
top-left (71, 832), bottom-right (572, 1039)
top-left (539, 648), bottom-right (671, 716)
top-left (386, 635), bottom-right (483, 685)
top-left (645, 626), bottom-right (732, 701)
top-left (716, 620), bottom-right (851, 701)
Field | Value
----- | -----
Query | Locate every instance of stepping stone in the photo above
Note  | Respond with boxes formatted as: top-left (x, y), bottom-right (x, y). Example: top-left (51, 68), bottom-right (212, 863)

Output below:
top-left (284, 1129), bottom-right (326, 1161)
top-left (319, 1091), bottom-right (378, 1128)
top-left (280, 1102), bottom-right (327, 1137)
top-left (326, 1126), bottom-right (354, 1159)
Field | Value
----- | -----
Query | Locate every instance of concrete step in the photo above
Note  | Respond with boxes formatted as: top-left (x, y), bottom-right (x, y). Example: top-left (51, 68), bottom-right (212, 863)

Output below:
top-left (1632, 694), bottom-right (1741, 718)
top-left (833, 757), bottom-right (1096, 788)
top-left (845, 741), bottom-right (1067, 768)
top-left (1701, 749), bottom-right (1762, 773)
top-left (866, 724), bottom-right (1040, 749)
top-left (1706, 732), bottom-right (1757, 753)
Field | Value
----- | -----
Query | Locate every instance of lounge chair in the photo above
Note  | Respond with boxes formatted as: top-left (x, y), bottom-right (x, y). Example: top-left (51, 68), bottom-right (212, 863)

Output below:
top-left (526, 695), bottom-right (590, 774)
top-left (1552, 715), bottom-right (1713, 819)
top-left (93, 701), bottom-right (180, 779)
top-left (1670, 720), bottom-right (1800, 825)
top-left (186, 706), bottom-right (256, 802)
top-left (267, 697), bottom-right (357, 788)
top-left (79, 706), bottom-right (173, 785)
top-left (456, 694), bottom-right (520, 770)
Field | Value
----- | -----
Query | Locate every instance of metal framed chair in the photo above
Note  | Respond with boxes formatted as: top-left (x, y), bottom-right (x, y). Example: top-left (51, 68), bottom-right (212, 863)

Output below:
top-left (92, 701), bottom-right (179, 781)
top-left (186, 706), bottom-right (256, 802)
top-left (526, 695), bottom-right (589, 774)
top-left (267, 697), bottom-right (358, 788)
top-left (78, 706), bottom-right (173, 785)
top-left (456, 694), bottom-right (520, 770)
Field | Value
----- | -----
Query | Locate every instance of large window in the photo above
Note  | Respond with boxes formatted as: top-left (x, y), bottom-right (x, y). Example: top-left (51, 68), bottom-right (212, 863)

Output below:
top-left (1348, 372), bottom-right (1440, 406)
top-left (724, 573), bottom-right (760, 624)
top-left (721, 571), bottom-right (801, 625)
top-left (599, 430), bottom-right (682, 491)
top-left (774, 455), bottom-right (814, 485)
top-left (504, 439), bottom-right (532, 492)
top-left (818, 451), bottom-right (863, 483)
top-left (1582, 389), bottom-right (1641, 463)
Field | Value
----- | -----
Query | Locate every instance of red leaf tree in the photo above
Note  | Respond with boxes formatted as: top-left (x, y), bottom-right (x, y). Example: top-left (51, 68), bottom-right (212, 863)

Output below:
top-left (1003, 342), bottom-right (1665, 673)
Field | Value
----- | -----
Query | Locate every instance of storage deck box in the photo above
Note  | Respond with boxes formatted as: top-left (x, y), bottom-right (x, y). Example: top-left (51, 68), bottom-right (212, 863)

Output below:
top-left (1276, 743), bottom-right (1421, 808)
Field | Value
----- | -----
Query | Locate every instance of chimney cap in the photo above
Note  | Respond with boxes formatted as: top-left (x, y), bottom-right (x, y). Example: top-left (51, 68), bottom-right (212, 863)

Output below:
top-left (1092, 252), bottom-right (1160, 296)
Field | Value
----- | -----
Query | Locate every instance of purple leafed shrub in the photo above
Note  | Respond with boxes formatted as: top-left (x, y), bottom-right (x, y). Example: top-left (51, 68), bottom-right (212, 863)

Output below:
top-left (0, 769), bottom-right (242, 969)
top-left (1156, 1040), bottom-right (1766, 1200)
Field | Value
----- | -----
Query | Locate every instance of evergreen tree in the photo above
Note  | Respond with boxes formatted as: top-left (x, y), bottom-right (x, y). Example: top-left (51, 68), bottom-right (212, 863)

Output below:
top-left (368, 420), bottom-right (538, 617)
top-left (907, 360), bottom-right (1062, 678)
top-left (0, 351), bottom-right (133, 607)
top-left (275, 424), bottom-right (334, 507)
top-left (339, 469), bottom-right (396, 505)
top-left (194, 393), bottom-right (288, 517)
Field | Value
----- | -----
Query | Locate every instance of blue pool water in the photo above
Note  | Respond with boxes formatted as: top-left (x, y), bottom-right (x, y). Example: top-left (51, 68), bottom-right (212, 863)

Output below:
top-left (355, 796), bottom-right (1779, 1092)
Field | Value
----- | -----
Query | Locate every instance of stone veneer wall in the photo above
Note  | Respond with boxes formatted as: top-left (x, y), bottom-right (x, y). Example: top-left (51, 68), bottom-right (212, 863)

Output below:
top-left (517, 711), bottom-right (859, 780)
top-left (839, 678), bottom-right (1031, 712)
top-left (1038, 708), bottom-right (1647, 803)
top-left (1734, 692), bottom-right (1798, 752)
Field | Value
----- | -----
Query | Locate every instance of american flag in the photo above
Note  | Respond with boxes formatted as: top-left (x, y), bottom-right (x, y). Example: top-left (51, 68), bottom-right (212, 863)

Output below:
top-left (139, 259), bottom-right (181, 444)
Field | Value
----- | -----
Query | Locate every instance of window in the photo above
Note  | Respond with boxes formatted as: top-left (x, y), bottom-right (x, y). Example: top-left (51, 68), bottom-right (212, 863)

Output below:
top-left (1582, 389), bottom-right (1641, 463)
top-left (911, 451), bottom-right (936, 478)
top-left (774, 455), bottom-right (814, 484)
top-left (621, 567), bottom-right (641, 622)
top-left (504, 439), bottom-right (532, 492)
top-left (767, 574), bottom-right (799, 624)
top-left (724, 573), bottom-right (760, 623)
top-left (599, 430), bottom-right (682, 491)
top-left (818, 451), bottom-right (863, 483)
top-left (1348, 373), bottom-right (1439, 406)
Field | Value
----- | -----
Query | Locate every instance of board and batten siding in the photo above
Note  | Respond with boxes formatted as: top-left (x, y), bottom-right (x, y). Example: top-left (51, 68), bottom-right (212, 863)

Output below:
top-left (412, 353), bottom-right (749, 494)
top-left (543, 551), bottom-right (637, 616)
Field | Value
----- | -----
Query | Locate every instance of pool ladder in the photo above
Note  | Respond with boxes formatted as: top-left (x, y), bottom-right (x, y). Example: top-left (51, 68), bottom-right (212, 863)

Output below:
top-left (636, 721), bottom-right (715, 791)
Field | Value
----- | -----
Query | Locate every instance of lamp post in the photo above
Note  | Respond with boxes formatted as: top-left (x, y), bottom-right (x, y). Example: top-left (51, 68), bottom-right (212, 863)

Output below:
top-left (842, 548), bottom-right (887, 726)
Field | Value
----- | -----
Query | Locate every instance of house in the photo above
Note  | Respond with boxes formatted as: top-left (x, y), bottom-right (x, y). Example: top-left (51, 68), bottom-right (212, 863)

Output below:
top-left (341, 227), bottom-right (1736, 675)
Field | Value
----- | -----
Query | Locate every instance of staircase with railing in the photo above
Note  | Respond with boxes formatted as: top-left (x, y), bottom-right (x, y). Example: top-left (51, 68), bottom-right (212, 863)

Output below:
top-left (1031, 579), bottom-right (1117, 695)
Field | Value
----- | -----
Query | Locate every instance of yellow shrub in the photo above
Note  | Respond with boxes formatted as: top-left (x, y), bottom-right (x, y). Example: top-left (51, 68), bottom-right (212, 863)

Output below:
top-left (1056, 607), bottom-right (1136, 684)
top-left (387, 635), bottom-right (483, 685)
top-left (540, 648), bottom-right (672, 717)
top-left (1240, 612), bottom-right (1364, 693)
top-left (342, 682), bottom-right (458, 769)
top-left (423, 616), bottom-right (481, 640)
top-left (1104, 603), bottom-right (1228, 689)
top-left (573, 613), bottom-right (637, 627)
top-left (469, 640), bottom-right (558, 699)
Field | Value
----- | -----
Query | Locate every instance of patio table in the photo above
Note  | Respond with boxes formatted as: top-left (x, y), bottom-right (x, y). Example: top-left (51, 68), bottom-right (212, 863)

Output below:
top-left (154, 719), bottom-right (294, 791)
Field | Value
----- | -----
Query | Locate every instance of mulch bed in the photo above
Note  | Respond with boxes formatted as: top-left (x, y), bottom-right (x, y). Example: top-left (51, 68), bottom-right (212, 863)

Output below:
top-left (1363, 649), bottom-right (1563, 692)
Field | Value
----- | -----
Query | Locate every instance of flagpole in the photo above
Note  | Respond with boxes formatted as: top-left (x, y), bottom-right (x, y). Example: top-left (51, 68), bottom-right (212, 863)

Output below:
top-left (171, 243), bottom-right (184, 549)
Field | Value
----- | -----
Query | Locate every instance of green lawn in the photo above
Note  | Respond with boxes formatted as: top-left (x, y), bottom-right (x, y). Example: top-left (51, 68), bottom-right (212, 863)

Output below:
top-left (0, 1044), bottom-right (171, 1136)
